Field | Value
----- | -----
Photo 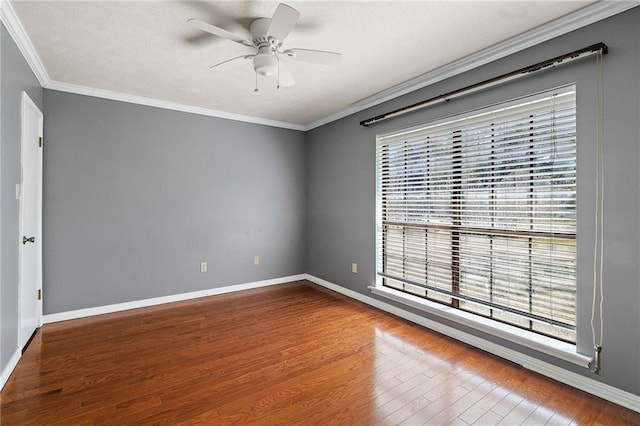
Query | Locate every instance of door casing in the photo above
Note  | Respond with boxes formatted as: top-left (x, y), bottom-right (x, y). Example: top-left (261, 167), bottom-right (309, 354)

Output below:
top-left (18, 91), bottom-right (43, 350)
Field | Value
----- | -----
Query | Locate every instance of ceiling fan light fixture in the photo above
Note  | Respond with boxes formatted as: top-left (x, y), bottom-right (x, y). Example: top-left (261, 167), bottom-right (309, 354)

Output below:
top-left (253, 53), bottom-right (278, 77)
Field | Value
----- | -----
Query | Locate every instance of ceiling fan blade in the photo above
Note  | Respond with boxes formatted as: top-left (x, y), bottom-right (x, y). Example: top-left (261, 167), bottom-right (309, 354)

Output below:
top-left (276, 57), bottom-right (295, 87)
top-left (282, 48), bottom-right (342, 65)
top-left (267, 3), bottom-right (300, 41)
top-left (210, 55), bottom-right (255, 71)
top-left (187, 18), bottom-right (253, 47)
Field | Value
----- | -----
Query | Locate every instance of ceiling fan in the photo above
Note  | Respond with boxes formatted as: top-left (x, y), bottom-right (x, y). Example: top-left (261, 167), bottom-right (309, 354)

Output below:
top-left (187, 3), bottom-right (341, 91)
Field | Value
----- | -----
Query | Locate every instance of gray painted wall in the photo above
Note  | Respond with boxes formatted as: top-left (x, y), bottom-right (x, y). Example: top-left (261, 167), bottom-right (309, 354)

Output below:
top-left (42, 91), bottom-right (306, 313)
top-left (2, 5), bottom-right (639, 401)
top-left (306, 8), bottom-right (640, 396)
top-left (0, 24), bottom-right (43, 376)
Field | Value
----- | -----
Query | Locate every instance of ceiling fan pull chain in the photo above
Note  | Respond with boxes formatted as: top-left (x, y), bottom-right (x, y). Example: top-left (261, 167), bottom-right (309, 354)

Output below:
top-left (277, 56), bottom-right (281, 89)
top-left (254, 72), bottom-right (259, 93)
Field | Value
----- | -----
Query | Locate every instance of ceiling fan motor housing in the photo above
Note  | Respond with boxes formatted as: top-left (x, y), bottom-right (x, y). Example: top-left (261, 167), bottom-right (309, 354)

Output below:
top-left (250, 18), bottom-right (272, 43)
top-left (251, 18), bottom-right (281, 77)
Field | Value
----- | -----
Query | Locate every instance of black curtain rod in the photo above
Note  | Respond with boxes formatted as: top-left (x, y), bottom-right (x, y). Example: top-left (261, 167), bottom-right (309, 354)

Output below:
top-left (360, 42), bottom-right (608, 127)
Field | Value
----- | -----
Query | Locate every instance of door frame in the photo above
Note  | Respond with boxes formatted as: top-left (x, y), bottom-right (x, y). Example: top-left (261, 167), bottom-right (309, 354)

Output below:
top-left (18, 91), bottom-right (44, 348)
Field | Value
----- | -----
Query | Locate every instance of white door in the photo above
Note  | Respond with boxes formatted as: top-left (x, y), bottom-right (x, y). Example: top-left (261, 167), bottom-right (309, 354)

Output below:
top-left (19, 92), bottom-right (43, 350)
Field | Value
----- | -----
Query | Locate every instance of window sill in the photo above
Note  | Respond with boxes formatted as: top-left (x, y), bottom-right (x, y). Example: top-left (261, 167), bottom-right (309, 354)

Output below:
top-left (369, 285), bottom-right (592, 368)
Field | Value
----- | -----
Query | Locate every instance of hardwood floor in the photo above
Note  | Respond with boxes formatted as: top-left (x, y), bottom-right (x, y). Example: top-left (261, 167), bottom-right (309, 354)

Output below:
top-left (1, 280), bottom-right (638, 425)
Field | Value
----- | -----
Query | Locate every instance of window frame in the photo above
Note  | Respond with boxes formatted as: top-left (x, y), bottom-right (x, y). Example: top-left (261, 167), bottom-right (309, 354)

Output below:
top-left (374, 85), bottom-right (587, 364)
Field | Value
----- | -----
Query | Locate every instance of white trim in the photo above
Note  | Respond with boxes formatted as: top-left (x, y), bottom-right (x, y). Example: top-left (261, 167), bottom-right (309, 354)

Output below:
top-left (0, 0), bottom-right (49, 86)
top-left (43, 274), bottom-right (305, 324)
top-left (304, 1), bottom-right (640, 130)
top-left (303, 274), bottom-right (640, 414)
top-left (370, 285), bottom-right (589, 367)
top-left (0, 348), bottom-right (21, 391)
top-left (44, 83), bottom-right (306, 131)
top-left (0, 1), bottom-right (304, 131)
top-left (2, 0), bottom-right (636, 131)
top-left (18, 92), bottom-right (44, 349)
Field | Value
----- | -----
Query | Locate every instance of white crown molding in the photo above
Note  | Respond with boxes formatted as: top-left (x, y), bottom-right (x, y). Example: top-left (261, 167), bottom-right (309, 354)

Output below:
top-left (303, 274), bottom-right (640, 414)
top-left (2, 0), bottom-right (638, 131)
top-left (1, 0), bottom-right (304, 131)
top-left (305, 1), bottom-right (640, 131)
top-left (44, 81), bottom-right (306, 131)
top-left (0, 0), bottom-right (49, 86)
top-left (42, 274), bottom-right (305, 324)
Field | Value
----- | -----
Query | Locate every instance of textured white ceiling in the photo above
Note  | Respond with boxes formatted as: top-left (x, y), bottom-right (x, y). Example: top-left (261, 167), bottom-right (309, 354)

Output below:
top-left (10, 1), bottom-right (594, 127)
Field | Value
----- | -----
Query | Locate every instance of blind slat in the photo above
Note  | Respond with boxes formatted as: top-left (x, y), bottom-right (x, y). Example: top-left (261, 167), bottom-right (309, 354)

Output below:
top-left (377, 85), bottom-right (577, 343)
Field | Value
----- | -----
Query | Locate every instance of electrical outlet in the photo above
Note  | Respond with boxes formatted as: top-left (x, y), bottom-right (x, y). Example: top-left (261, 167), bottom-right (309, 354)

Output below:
top-left (351, 263), bottom-right (358, 274)
top-left (200, 262), bottom-right (208, 273)
top-left (253, 256), bottom-right (260, 265)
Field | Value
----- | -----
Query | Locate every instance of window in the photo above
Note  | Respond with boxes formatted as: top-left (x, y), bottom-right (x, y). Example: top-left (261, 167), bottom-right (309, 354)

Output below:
top-left (376, 86), bottom-right (577, 343)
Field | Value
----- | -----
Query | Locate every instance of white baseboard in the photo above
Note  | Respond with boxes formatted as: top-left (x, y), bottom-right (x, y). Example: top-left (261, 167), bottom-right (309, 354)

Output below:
top-left (303, 274), bottom-right (640, 414)
top-left (23, 273), bottom-right (640, 413)
top-left (0, 348), bottom-right (22, 391)
top-left (43, 274), bottom-right (305, 324)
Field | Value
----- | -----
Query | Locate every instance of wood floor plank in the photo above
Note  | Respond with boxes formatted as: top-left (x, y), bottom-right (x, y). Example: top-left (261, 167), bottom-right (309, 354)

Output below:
top-left (474, 409), bottom-right (504, 425)
top-left (459, 385), bottom-right (510, 424)
top-left (1, 280), bottom-right (638, 425)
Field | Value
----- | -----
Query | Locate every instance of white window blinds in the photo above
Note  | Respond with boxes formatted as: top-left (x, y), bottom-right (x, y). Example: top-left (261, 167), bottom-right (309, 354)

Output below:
top-left (376, 86), bottom-right (577, 342)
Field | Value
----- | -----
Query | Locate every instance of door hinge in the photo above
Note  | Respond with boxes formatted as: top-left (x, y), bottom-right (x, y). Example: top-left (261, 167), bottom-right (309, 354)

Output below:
top-left (38, 137), bottom-right (43, 148)
top-left (38, 289), bottom-right (42, 300)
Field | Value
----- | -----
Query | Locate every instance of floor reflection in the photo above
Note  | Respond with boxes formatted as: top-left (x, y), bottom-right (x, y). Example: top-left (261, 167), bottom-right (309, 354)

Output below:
top-left (372, 327), bottom-right (574, 425)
